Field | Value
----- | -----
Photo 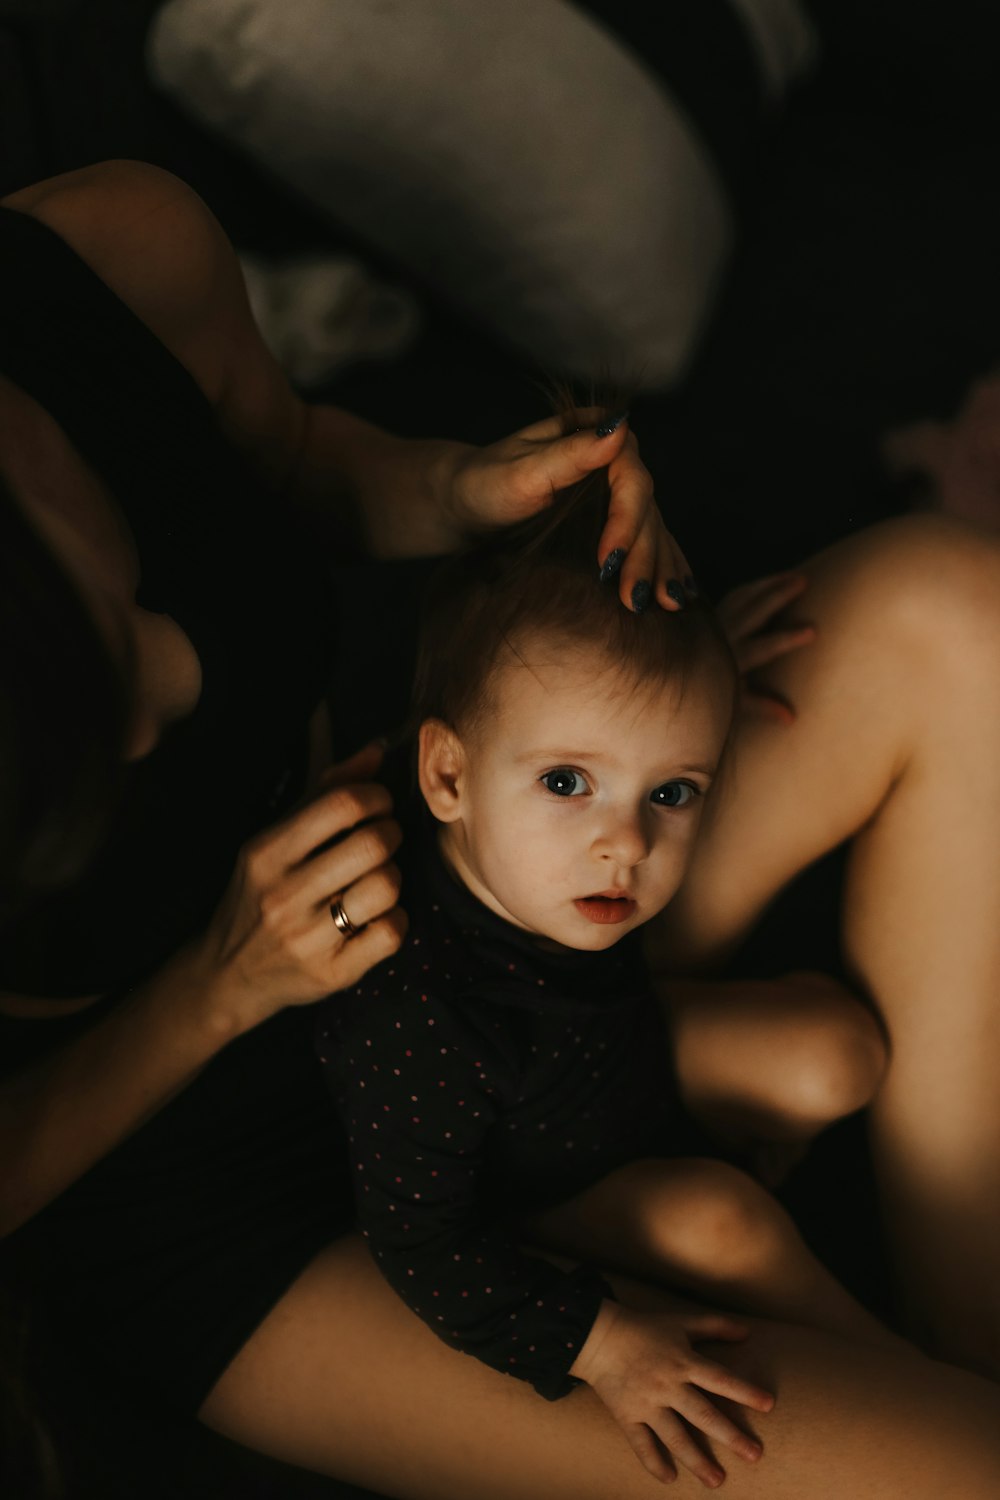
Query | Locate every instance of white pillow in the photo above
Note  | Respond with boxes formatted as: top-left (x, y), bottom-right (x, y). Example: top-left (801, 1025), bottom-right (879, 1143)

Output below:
top-left (149, 0), bottom-right (815, 390)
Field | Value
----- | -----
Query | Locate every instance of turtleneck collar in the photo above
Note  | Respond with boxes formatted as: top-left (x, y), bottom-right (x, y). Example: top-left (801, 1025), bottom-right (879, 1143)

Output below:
top-left (403, 808), bottom-right (650, 1015)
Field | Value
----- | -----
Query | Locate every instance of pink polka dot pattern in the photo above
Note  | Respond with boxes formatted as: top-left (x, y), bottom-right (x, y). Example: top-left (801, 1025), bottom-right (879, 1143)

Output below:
top-left (312, 827), bottom-right (679, 1400)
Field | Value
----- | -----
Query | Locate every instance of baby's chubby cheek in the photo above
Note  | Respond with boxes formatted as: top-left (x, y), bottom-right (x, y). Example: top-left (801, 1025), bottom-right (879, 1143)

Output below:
top-left (645, 834), bottom-right (702, 913)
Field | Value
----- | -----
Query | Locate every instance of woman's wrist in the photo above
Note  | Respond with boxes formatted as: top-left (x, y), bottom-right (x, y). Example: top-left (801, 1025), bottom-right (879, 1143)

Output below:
top-left (161, 935), bottom-right (269, 1048)
top-left (288, 404), bottom-right (472, 559)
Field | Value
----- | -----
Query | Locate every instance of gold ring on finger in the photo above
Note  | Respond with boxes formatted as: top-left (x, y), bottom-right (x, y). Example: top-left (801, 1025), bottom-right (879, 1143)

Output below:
top-left (330, 896), bottom-right (358, 939)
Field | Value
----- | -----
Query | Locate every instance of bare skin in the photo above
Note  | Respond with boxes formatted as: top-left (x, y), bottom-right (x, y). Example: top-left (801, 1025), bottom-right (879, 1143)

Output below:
top-left (201, 1234), bottom-right (1000, 1499)
top-left (0, 161), bottom-right (669, 1234)
top-left (5, 163), bottom-right (1000, 1492)
top-left (667, 969), bottom-right (886, 1181)
top-left (198, 524), bottom-right (1000, 1492)
top-left (655, 512), bottom-right (1000, 1375)
top-left (528, 1155), bottom-right (901, 1348)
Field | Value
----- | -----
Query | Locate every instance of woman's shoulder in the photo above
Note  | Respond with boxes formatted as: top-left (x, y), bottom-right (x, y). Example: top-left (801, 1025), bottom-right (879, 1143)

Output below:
top-left (3, 162), bottom-right (235, 408)
top-left (1, 161), bottom-right (304, 484)
top-left (4, 160), bottom-right (208, 251)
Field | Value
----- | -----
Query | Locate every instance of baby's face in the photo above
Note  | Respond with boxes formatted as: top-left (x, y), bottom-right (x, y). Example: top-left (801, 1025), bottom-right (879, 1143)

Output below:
top-left (425, 643), bottom-right (733, 951)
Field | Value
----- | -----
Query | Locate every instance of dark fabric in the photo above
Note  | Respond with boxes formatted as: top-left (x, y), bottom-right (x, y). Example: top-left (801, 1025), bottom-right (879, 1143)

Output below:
top-left (576, 0), bottom-right (767, 198)
top-left (0, 204), bottom-right (336, 997)
top-left (0, 205), bottom-right (352, 1412)
top-left (314, 817), bottom-right (693, 1400)
top-left (6, 1008), bottom-right (353, 1414)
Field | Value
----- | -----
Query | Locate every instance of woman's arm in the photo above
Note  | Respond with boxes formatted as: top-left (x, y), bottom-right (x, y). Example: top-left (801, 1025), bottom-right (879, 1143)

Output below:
top-left (3, 161), bottom-right (687, 600)
top-left (0, 746), bottom-right (405, 1237)
top-left (0, 941), bottom-right (242, 1237)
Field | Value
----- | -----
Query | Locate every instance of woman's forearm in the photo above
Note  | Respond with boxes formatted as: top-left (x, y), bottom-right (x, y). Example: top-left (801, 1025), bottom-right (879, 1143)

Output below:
top-left (287, 404), bottom-right (469, 560)
top-left (0, 940), bottom-right (249, 1237)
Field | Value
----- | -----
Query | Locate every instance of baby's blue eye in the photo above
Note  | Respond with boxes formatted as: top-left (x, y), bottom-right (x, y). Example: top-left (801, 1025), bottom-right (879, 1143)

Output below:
top-left (650, 781), bottom-right (697, 808)
top-left (541, 769), bottom-right (588, 797)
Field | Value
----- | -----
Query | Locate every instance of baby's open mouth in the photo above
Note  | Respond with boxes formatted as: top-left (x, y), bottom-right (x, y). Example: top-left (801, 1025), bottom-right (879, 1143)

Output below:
top-left (573, 892), bottom-right (638, 925)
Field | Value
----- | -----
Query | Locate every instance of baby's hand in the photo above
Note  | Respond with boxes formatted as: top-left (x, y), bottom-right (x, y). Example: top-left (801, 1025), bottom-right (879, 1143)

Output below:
top-left (569, 1301), bottom-right (774, 1488)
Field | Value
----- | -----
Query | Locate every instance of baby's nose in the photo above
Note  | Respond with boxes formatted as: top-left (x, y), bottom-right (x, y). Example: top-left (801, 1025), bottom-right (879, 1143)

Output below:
top-left (595, 818), bottom-right (650, 867)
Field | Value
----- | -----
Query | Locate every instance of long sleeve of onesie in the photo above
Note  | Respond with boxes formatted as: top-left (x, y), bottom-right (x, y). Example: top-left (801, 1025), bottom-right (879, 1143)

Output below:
top-left (318, 982), bottom-right (612, 1400)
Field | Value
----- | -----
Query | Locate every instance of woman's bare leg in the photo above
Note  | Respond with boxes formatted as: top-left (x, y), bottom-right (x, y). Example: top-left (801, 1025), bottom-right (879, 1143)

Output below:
top-left (666, 971), bottom-right (885, 1145)
top-left (524, 1156), bottom-right (899, 1351)
top-left (199, 1235), bottom-right (1000, 1499)
top-left (655, 514), bottom-right (1000, 1372)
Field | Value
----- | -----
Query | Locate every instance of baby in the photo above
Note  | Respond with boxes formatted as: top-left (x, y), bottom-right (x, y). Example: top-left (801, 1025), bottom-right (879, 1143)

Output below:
top-left (314, 469), bottom-right (890, 1488)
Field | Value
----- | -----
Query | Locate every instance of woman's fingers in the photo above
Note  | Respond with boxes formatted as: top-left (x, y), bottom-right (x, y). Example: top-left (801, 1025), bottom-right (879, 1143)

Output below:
top-left (293, 816), bottom-right (403, 909)
top-left (599, 435), bottom-right (690, 612)
top-left (651, 523), bottom-right (687, 614)
top-left (506, 417), bottom-right (633, 505)
top-left (330, 861), bottom-right (402, 934)
top-left (260, 781), bottom-right (395, 874)
top-left (327, 907), bottom-right (409, 992)
top-left (503, 416), bottom-right (692, 612)
top-left (512, 405), bottom-right (623, 446)
top-left (608, 495), bottom-right (658, 614)
top-left (468, 411), bottom-right (695, 615)
top-left (318, 740), bottom-right (384, 788)
top-left (459, 410), bottom-right (694, 614)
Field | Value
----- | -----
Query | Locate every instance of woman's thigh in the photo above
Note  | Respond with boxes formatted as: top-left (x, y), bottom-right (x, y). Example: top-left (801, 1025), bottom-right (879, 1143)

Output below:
top-left (656, 512), bottom-right (1000, 969)
top-left (199, 1235), bottom-right (1000, 1499)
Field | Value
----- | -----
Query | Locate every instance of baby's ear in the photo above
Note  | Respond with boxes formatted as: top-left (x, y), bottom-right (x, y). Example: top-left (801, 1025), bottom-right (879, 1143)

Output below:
top-left (418, 719), bottom-right (466, 823)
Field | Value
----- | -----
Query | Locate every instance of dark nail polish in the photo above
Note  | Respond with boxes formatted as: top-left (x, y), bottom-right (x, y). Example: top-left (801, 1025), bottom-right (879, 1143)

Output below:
top-left (683, 573), bottom-right (701, 599)
top-left (594, 409), bottom-right (629, 439)
top-left (599, 547), bottom-right (626, 583)
top-left (631, 579), bottom-right (652, 614)
top-left (666, 578), bottom-right (687, 608)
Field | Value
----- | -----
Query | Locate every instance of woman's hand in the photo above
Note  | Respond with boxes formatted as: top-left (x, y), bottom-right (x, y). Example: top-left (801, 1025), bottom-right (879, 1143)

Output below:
top-left (199, 743), bottom-right (406, 1031)
top-left (717, 572), bottom-right (816, 724)
top-left (293, 405), bottom-right (690, 610)
top-left (433, 410), bottom-right (692, 612)
top-left (570, 1301), bottom-right (773, 1488)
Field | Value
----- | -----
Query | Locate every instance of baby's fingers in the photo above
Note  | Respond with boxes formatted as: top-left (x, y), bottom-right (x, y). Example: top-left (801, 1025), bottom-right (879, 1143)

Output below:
top-left (689, 1355), bottom-right (775, 1415)
top-left (682, 1312), bottom-right (751, 1343)
top-left (650, 1411), bottom-right (725, 1489)
top-left (732, 572), bottom-right (808, 632)
top-left (674, 1389), bottom-right (764, 1465)
top-left (735, 624), bottom-right (816, 675)
top-left (625, 1424), bottom-right (677, 1486)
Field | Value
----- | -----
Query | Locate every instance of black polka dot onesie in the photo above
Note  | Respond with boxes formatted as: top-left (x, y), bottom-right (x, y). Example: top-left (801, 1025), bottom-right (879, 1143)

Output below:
top-left (313, 820), bottom-right (686, 1400)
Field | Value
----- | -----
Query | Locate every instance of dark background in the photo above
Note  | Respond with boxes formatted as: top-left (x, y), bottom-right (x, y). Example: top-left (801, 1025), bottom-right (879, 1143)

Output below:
top-left (2, 1), bottom-right (998, 1494)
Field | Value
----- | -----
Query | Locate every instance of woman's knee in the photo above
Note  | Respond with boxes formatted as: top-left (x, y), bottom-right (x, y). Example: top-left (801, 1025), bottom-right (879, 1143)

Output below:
top-left (771, 1001), bottom-right (887, 1132)
top-left (634, 1158), bottom-right (788, 1282)
top-left (808, 514), bottom-right (1000, 657)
